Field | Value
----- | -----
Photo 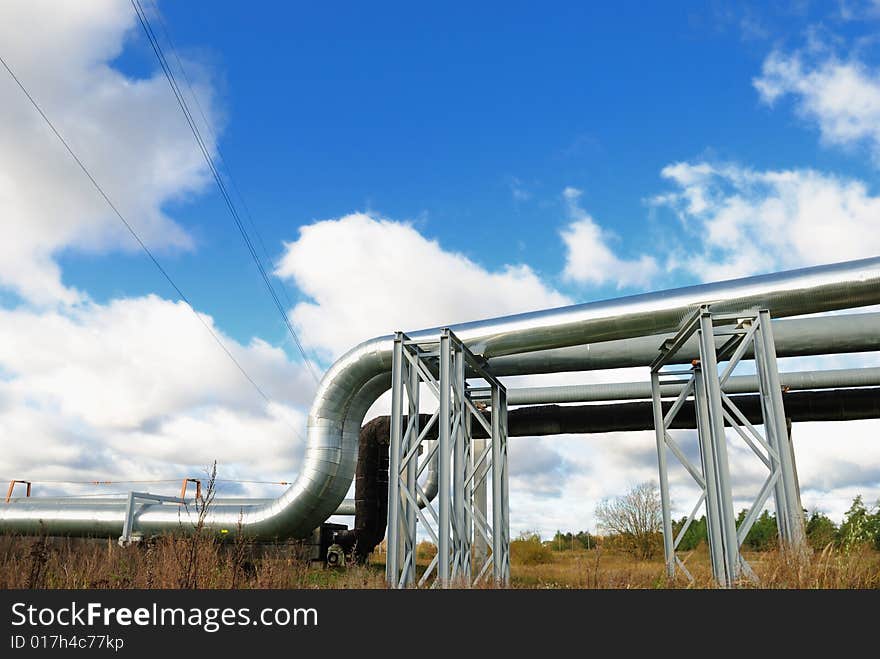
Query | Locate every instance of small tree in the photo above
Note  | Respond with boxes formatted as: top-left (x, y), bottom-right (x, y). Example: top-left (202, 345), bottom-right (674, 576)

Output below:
top-left (736, 508), bottom-right (778, 551)
top-left (551, 530), bottom-right (570, 551)
top-left (510, 530), bottom-right (553, 565)
top-left (838, 496), bottom-right (880, 552)
top-left (574, 530), bottom-right (595, 550)
top-left (805, 511), bottom-right (837, 550)
top-left (673, 515), bottom-right (707, 551)
top-left (549, 530), bottom-right (595, 551)
top-left (594, 482), bottom-right (662, 559)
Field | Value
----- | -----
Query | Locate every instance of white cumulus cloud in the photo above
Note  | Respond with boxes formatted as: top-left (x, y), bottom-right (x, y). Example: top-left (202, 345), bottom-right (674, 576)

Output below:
top-left (560, 187), bottom-right (659, 289)
top-left (0, 295), bottom-right (313, 497)
top-left (653, 161), bottom-right (880, 280)
top-left (754, 47), bottom-right (880, 161)
top-left (0, 0), bottom-right (218, 305)
top-left (275, 212), bottom-right (570, 360)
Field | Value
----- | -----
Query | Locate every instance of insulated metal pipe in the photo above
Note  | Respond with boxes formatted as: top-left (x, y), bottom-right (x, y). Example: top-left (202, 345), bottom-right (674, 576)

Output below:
top-left (3, 257), bottom-right (880, 538)
top-left (487, 312), bottom-right (880, 375)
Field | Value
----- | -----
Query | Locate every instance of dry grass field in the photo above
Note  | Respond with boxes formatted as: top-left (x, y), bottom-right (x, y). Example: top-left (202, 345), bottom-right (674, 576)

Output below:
top-left (503, 544), bottom-right (880, 588)
top-left (1, 533), bottom-right (877, 589)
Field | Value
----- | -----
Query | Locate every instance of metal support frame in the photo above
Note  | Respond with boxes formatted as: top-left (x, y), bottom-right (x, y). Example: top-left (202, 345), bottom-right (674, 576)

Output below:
top-left (180, 478), bottom-right (202, 501)
top-left (119, 492), bottom-right (185, 546)
top-left (5, 480), bottom-right (31, 503)
top-left (386, 329), bottom-right (509, 588)
top-left (472, 433), bottom-right (488, 572)
top-left (651, 307), bottom-right (805, 587)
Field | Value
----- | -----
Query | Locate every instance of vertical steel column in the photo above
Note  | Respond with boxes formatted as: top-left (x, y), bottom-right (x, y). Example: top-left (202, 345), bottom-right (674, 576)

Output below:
top-left (437, 330), bottom-right (452, 585)
top-left (460, 361), bottom-right (473, 583)
top-left (491, 385), bottom-right (508, 583)
top-left (786, 418), bottom-right (805, 525)
top-left (499, 390), bottom-right (510, 585)
top-left (650, 370), bottom-right (675, 579)
top-left (757, 310), bottom-right (806, 548)
top-left (698, 312), bottom-right (740, 585)
top-left (121, 491), bottom-right (137, 545)
top-left (385, 334), bottom-right (405, 586)
top-left (452, 346), bottom-right (469, 581)
top-left (472, 433), bottom-right (487, 571)
top-left (752, 323), bottom-right (791, 543)
top-left (402, 353), bottom-right (420, 587)
top-left (693, 367), bottom-right (728, 585)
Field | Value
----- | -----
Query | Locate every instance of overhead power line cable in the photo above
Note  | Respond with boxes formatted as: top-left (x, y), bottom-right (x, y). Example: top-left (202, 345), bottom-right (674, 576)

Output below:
top-left (0, 52), bottom-right (293, 425)
top-left (131, 0), bottom-right (321, 385)
top-left (144, 0), bottom-right (297, 312)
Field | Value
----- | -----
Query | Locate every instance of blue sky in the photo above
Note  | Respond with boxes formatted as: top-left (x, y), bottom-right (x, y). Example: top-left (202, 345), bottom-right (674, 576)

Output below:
top-left (56, 0), bottom-right (880, 349)
top-left (2, 0), bottom-right (880, 535)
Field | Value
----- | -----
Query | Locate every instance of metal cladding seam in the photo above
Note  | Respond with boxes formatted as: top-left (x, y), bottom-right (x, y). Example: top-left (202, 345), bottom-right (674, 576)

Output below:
top-left (2, 256), bottom-right (880, 539)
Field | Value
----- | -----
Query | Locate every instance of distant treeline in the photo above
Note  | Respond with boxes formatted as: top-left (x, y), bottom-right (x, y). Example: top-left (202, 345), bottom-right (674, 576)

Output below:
top-left (547, 494), bottom-right (880, 555)
top-left (548, 530), bottom-right (596, 551)
top-left (674, 495), bottom-right (880, 552)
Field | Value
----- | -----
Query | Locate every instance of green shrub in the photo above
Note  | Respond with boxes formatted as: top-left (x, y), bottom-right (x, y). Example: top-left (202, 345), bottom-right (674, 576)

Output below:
top-left (838, 496), bottom-right (880, 552)
top-left (805, 511), bottom-right (837, 550)
top-left (510, 532), bottom-right (553, 565)
top-left (416, 540), bottom-right (437, 560)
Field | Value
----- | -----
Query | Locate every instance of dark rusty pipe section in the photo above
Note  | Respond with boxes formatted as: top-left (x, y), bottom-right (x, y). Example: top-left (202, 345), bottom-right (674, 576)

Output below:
top-left (335, 415), bottom-right (435, 562)
top-left (492, 387), bottom-right (880, 435)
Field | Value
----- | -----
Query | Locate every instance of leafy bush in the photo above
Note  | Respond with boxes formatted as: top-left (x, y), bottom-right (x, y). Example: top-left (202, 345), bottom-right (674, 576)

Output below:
top-left (673, 515), bottom-right (707, 552)
top-left (737, 509), bottom-right (778, 551)
top-left (838, 496), bottom-right (880, 552)
top-left (805, 511), bottom-right (837, 550)
top-left (416, 540), bottom-right (437, 560)
top-left (510, 531), bottom-right (553, 565)
top-left (602, 531), bottom-right (662, 558)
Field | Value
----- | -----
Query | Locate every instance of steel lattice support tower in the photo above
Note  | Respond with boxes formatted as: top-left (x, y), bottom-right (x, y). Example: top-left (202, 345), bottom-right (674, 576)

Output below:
top-left (386, 329), bottom-right (510, 588)
top-left (651, 307), bottom-right (806, 587)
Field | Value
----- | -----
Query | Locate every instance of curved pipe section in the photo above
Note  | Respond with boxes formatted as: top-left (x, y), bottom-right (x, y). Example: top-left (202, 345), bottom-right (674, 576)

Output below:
top-left (3, 257), bottom-right (880, 539)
